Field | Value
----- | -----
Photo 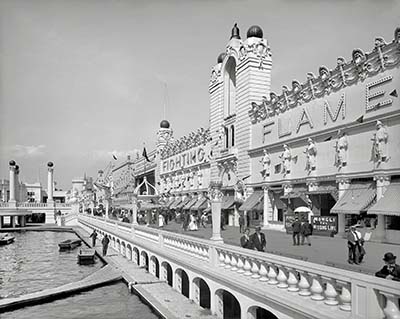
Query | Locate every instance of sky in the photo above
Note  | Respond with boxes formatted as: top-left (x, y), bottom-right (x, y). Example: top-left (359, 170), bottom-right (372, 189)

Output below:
top-left (0, 0), bottom-right (399, 189)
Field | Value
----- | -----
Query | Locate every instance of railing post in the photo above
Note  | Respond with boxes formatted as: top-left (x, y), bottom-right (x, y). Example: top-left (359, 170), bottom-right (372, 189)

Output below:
top-left (351, 281), bottom-right (383, 319)
top-left (159, 233), bottom-right (164, 249)
top-left (209, 246), bottom-right (219, 268)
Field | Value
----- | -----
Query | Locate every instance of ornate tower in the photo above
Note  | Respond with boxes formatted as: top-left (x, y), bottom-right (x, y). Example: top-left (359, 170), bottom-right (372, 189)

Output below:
top-left (209, 24), bottom-right (272, 185)
top-left (157, 120), bottom-right (174, 149)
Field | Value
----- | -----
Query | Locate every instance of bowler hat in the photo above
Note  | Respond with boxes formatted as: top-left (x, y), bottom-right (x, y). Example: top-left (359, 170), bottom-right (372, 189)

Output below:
top-left (255, 226), bottom-right (262, 231)
top-left (383, 252), bottom-right (396, 262)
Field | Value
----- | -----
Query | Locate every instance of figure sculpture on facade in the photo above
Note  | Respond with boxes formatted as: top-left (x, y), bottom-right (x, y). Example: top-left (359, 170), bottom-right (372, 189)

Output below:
top-left (188, 170), bottom-right (195, 188)
top-left (279, 144), bottom-right (292, 176)
top-left (304, 138), bottom-right (317, 173)
top-left (372, 120), bottom-right (389, 165)
top-left (260, 149), bottom-right (271, 178)
top-left (334, 130), bottom-right (348, 169)
top-left (197, 168), bottom-right (203, 187)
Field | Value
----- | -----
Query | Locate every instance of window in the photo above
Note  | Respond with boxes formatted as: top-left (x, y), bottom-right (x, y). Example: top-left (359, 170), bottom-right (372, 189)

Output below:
top-left (230, 125), bottom-right (235, 147)
top-left (223, 57), bottom-right (236, 118)
top-left (224, 127), bottom-right (229, 149)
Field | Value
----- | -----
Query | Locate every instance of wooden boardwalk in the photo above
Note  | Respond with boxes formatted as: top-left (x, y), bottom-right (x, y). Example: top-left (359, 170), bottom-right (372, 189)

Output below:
top-left (0, 265), bottom-right (122, 313)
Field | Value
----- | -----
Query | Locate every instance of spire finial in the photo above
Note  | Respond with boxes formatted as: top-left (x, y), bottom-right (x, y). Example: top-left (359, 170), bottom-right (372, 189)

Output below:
top-left (230, 23), bottom-right (241, 40)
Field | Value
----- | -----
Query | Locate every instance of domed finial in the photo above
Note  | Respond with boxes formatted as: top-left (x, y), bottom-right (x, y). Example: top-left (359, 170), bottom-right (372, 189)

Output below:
top-left (47, 162), bottom-right (54, 168)
top-left (160, 120), bottom-right (170, 129)
top-left (247, 25), bottom-right (263, 38)
top-left (217, 52), bottom-right (226, 64)
top-left (9, 160), bottom-right (16, 166)
top-left (230, 23), bottom-right (241, 40)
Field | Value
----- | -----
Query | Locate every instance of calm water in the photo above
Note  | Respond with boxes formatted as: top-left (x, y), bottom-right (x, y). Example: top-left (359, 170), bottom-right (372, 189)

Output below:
top-left (0, 231), bottom-right (102, 298)
top-left (2, 282), bottom-right (159, 319)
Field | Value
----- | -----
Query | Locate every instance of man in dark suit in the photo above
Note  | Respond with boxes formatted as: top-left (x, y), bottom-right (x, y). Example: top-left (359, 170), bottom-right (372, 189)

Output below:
top-left (251, 226), bottom-right (266, 252)
top-left (375, 252), bottom-right (400, 281)
top-left (291, 217), bottom-right (302, 246)
top-left (240, 228), bottom-right (254, 250)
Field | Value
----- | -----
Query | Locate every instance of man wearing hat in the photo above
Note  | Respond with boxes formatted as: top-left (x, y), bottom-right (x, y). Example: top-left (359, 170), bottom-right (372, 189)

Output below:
top-left (251, 226), bottom-right (267, 252)
top-left (347, 225), bottom-right (363, 264)
top-left (375, 253), bottom-right (400, 281)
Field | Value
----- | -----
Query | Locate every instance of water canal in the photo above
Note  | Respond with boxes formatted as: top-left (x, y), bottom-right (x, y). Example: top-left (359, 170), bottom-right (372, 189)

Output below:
top-left (0, 231), bottom-right (159, 318)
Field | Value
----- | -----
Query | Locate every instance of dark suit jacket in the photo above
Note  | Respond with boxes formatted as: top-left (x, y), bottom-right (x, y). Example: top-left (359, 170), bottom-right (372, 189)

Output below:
top-left (375, 264), bottom-right (400, 281)
top-left (251, 232), bottom-right (266, 252)
top-left (240, 235), bottom-right (254, 249)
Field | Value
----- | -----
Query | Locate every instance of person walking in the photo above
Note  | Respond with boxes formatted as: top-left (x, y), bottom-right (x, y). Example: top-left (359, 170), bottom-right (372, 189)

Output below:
top-left (101, 234), bottom-right (110, 256)
top-left (251, 226), bottom-right (266, 252)
top-left (220, 213), bottom-right (225, 231)
top-left (239, 214), bottom-right (245, 233)
top-left (201, 212), bottom-right (208, 228)
top-left (240, 228), bottom-right (254, 249)
top-left (375, 252), bottom-right (400, 281)
top-left (347, 225), bottom-right (362, 264)
top-left (291, 217), bottom-right (301, 246)
top-left (300, 218), bottom-right (313, 246)
top-left (89, 229), bottom-right (98, 248)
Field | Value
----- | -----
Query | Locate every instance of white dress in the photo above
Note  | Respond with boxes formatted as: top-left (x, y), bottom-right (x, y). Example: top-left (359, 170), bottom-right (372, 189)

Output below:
top-left (188, 215), bottom-right (198, 231)
top-left (158, 214), bottom-right (165, 227)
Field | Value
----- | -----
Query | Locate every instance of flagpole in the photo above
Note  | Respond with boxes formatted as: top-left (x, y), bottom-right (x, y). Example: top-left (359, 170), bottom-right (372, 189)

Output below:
top-left (143, 142), bottom-right (146, 181)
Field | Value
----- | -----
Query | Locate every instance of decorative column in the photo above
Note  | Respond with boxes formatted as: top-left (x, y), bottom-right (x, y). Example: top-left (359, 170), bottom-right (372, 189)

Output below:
top-left (336, 178), bottom-right (350, 237)
top-left (105, 199), bottom-right (110, 219)
top-left (210, 181), bottom-right (223, 243)
top-left (132, 195), bottom-right (138, 225)
top-left (47, 162), bottom-right (54, 203)
top-left (15, 165), bottom-right (20, 202)
top-left (8, 160), bottom-right (16, 204)
top-left (262, 186), bottom-right (271, 229)
top-left (373, 175), bottom-right (390, 242)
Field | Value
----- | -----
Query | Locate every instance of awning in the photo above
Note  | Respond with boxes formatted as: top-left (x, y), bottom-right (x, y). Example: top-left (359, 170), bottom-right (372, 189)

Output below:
top-left (274, 196), bottom-right (286, 210)
top-left (169, 198), bottom-right (182, 210)
top-left (190, 198), bottom-right (208, 211)
top-left (221, 196), bottom-right (235, 210)
top-left (183, 197), bottom-right (198, 210)
top-left (306, 185), bottom-right (338, 201)
top-left (280, 189), bottom-right (309, 205)
top-left (176, 197), bottom-right (191, 210)
top-left (203, 207), bottom-right (211, 213)
top-left (239, 191), bottom-right (263, 211)
top-left (139, 202), bottom-right (160, 211)
top-left (330, 183), bottom-right (376, 215)
top-left (368, 183), bottom-right (400, 216)
top-left (165, 197), bottom-right (176, 208)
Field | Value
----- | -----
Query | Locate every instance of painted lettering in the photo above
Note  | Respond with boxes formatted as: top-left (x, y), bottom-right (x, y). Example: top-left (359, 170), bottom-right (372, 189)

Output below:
top-left (198, 148), bottom-right (205, 162)
top-left (169, 159), bottom-right (175, 171)
top-left (323, 93), bottom-right (345, 125)
top-left (278, 117), bottom-right (291, 138)
top-left (365, 76), bottom-right (393, 111)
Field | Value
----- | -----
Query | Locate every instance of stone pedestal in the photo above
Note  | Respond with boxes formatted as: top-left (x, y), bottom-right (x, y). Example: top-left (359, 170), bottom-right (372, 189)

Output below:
top-left (210, 181), bottom-right (223, 243)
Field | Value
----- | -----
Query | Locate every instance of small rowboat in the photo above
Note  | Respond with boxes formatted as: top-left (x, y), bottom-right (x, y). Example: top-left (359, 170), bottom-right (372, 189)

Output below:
top-left (58, 239), bottom-right (82, 250)
top-left (78, 249), bottom-right (96, 264)
top-left (0, 233), bottom-right (15, 245)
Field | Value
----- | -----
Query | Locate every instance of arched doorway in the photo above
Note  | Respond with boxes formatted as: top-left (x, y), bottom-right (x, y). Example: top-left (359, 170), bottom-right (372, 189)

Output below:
top-left (150, 256), bottom-right (160, 278)
top-left (175, 269), bottom-right (189, 298)
top-left (140, 251), bottom-right (149, 271)
top-left (126, 244), bottom-right (132, 261)
top-left (248, 306), bottom-right (279, 319)
top-left (162, 262), bottom-right (173, 286)
top-left (215, 289), bottom-right (240, 319)
top-left (132, 247), bottom-right (139, 265)
top-left (193, 277), bottom-right (211, 309)
top-left (116, 239), bottom-right (121, 253)
top-left (121, 242), bottom-right (126, 257)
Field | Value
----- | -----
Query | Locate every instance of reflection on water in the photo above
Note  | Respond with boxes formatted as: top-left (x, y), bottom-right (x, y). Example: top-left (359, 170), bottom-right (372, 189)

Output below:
top-left (2, 282), bottom-right (160, 319)
top-left (0, 231), bottom-right (102, 299)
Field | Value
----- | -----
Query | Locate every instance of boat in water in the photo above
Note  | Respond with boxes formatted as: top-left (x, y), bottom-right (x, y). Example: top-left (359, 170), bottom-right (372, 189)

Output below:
top-left (58, 239), bottom-right (82, 250)
top-left (78, 248), bottom-right (96, 264)
top-left (0, 233), bottom-right (15, 245)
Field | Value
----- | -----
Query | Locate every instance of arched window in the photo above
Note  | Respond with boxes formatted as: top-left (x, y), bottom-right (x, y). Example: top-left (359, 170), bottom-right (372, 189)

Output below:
top-left (224, 127), bottom-right (229, 149)
top-left (230, 125), bottom-right (235, 147)
top-left (223, 57), bottom-right (236, 118)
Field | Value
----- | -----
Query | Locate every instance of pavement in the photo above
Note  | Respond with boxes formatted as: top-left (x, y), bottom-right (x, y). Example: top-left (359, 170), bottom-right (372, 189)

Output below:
top-left (150, 221), bottom-right (400, 275)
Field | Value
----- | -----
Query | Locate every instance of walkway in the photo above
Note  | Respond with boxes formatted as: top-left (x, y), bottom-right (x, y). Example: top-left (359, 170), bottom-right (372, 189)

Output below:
top-left (74, 226), bottom-right (216, 319)
top-left (0, 265), bottom-right (121, 313)
top-left (151, 221), bottom-right (400, 275)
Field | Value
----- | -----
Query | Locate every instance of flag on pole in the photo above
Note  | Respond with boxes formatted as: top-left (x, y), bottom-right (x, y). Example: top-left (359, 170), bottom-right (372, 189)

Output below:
top-left (142, 147), bottom-right (151, 162)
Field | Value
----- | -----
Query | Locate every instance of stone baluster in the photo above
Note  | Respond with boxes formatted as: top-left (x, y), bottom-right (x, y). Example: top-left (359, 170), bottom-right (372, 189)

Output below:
top-left (251, 260), bottom-right (260, 279)
top-left (224, 253), bottom-right (231, 269)
top-left (287, 270), bottom-right (299, 292)
top-left (219, 251), bottom-right (226, 267)
top-left (324, 279), bottom-right (339, 306)
top-left (310, 274), bottom-right (325, 301)
top-left (236, 256), bottom-right (245, 274)
top-left (230, 255), bottom-right (238, 271)
top-left (267, 265), bottom-right (278, 285)
top-left (381, 292), bottom-right (400, 319)
top-left (277, 267), bottom-right (288, 288)
top-left (298, 272), bottom-right (311, 296)
top-left (259, 263), bottom-right (269, 282)
top-left (243, 258), bottom-right (252, 276)
top-left (337, 281), bottom-right (351, 311)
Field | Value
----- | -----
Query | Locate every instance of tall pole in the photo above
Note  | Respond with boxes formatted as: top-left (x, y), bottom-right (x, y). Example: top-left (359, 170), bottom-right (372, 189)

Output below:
top-left (8, 160), bottom-right (16, 203)
top-left (47, 162), bottom-right (54, 203)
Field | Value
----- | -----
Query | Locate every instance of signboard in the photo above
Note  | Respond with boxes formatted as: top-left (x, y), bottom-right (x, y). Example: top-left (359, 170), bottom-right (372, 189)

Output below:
top-left (311, 216), bottom-right (337, 237)
top-left (161, 145), bottom-right (210, 174)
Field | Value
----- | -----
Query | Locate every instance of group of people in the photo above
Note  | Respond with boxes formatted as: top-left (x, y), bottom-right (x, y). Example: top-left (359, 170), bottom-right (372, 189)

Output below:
top-left (240, 226), bottom-right (267, 252)
top-left (90, 229), bottom-right (109, 256)
top-left (291, 217), bottom-right (314, 246)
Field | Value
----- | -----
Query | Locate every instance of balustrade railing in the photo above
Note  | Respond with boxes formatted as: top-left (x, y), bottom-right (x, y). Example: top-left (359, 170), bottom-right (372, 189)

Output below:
top-left (78, 214), bottom-right (400, 319)
top-left (0, 202), bottom-right (9, 208)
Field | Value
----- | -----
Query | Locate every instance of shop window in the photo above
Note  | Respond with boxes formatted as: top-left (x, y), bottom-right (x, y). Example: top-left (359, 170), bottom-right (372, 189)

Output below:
top-left (387, 216), bottom-right (400, 230)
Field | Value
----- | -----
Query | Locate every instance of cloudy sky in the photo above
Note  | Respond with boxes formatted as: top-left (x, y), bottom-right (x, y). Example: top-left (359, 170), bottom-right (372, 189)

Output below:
top-left (0, 0), bottom-right (399, 189)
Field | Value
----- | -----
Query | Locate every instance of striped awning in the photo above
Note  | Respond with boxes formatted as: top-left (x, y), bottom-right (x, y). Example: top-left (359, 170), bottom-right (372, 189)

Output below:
top-left (165, 197), bottom-right (176, 208)
top-left (221, 196), bottom-right (235, 210)
top-left (190, 198), bottom-right (208, 211)
top-left (176, 197), bottom-right (191, 210)
top-left (239, 191), bottom-right (263, 211)
top-left (368, 183), bottom-right (400, 216)
top-left (331, 183), bottom-right (376, 215)
top-left (169, 198), bottom-right (182, 210)
top-left (183, 197), bottom-right (198, 210)
top-left (306, 185), bottom-right (339, 201)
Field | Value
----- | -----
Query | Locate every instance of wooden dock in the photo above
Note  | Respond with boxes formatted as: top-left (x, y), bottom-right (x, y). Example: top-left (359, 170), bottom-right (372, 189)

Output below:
top-left (0, 265), bottom-right (122, 313)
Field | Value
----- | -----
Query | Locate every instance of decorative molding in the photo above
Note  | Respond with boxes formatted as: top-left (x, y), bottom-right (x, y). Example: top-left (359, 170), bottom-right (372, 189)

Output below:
top-left (249, 29), bottom-right (400, 124)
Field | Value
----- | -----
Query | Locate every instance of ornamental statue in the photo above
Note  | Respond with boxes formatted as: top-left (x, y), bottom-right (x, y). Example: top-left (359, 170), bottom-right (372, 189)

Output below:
top-left (197, 168), bottom-right (203, 187)
top-left (188, 170), bottom-right (195, 188)
top-left (260, 149), bottom-right (271, 178)
top-left (304, 138), bottom-right (317, 173)
top-left (279, 144), bottom-right (292, 175)
top-left (372, 120), bottom-right (389, 165)
top-left (334, 130), bottom-right (348, 169)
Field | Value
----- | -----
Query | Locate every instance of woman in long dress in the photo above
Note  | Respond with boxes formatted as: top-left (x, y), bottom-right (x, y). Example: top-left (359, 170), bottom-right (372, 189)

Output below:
top-left (188, 214), bottom-right (198, 231)
top-left (158, 213), bottom-right (165, 228)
